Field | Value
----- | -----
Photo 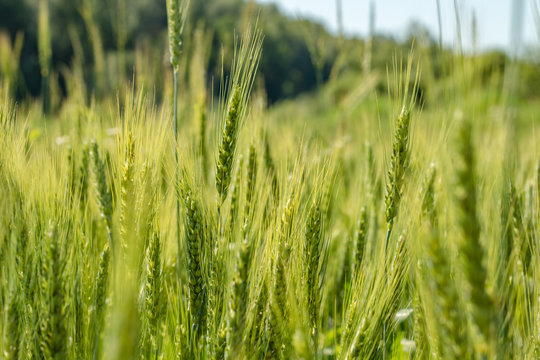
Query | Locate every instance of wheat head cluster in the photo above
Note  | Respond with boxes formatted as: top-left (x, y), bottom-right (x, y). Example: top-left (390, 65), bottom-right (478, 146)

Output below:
top-left (0, 0), bottom-right (539, 359)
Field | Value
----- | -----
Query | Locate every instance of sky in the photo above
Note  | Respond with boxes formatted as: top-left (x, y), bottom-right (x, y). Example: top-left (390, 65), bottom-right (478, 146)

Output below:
top-left (256, 0), bottom-right (539, 54)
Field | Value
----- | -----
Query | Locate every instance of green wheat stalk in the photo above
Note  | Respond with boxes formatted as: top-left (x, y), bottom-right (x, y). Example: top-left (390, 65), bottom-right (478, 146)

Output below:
top-left (166, 0), bottom-right (189, 285)
top-left (454, 118), bottom-right (494, 356)
top-left (305, 202), bottom-right (323, 357)
top-left (384, 107), bottom-right (411, 244)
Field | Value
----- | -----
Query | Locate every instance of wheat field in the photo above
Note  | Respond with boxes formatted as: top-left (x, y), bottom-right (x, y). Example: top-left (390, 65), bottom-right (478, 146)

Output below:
top-left (0, 0), bottom-right (539, 359)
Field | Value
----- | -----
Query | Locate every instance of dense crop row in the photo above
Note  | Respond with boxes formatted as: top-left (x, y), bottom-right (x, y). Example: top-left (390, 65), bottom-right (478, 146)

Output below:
top-left (1, 1), bottom-right (540, 359)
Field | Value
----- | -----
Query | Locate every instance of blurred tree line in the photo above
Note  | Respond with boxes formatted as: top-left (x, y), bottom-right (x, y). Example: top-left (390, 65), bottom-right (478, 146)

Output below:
top-left (0, 0), bottom-right (538, 104)
top-left (0, 0), bottom-right (333, 103)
